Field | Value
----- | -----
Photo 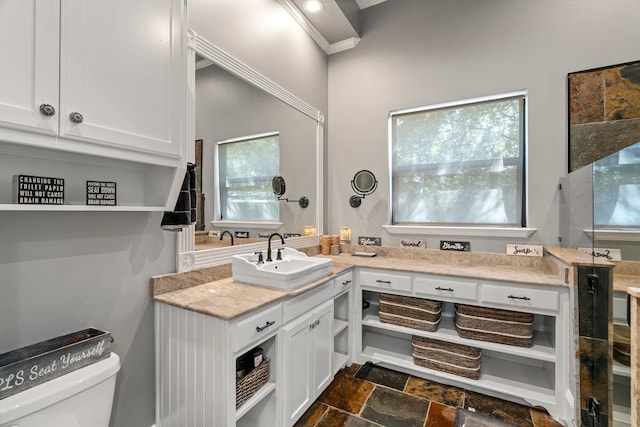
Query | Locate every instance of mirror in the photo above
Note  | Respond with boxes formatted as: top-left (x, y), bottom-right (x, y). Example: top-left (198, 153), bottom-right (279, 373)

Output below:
top-left (353, 170), bottom-right (377, 194)
top-left (272, 176), bottom-right (286, 197)
top-left (272, 175), bottom-right (309, 208)
top-left (176, 31), bottom-right (323, 269)
top-left (349, 169), bottom-right (378, 208)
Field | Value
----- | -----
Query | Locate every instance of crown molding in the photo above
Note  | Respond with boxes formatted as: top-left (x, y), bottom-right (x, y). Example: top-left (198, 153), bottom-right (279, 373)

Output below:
top-left (278, 0), bottom-right (360, 55)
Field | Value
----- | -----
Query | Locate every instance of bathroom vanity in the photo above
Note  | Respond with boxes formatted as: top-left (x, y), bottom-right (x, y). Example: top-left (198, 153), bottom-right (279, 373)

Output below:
top-left (153, 247), bottom-right (586, 427)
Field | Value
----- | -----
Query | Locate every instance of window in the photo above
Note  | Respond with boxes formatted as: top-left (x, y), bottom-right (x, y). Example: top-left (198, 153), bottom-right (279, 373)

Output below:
top-left (217, 132), bottom-right (279, 221)
top-left (390, 93), bottom-right (526, 227)
top-left (594, 141), bottom-right (640, 228)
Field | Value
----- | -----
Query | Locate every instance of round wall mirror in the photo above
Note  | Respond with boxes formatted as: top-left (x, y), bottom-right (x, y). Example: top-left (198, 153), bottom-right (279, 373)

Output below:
top-left (349, 170), bottom-right (378, 208)
top-left (353, 170), bottom-right (377, 195)
top-left (272, 176), bottom-right (286, 197)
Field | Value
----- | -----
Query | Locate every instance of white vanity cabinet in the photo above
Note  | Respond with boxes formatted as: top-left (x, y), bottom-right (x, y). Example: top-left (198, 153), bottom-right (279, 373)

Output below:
top-left (0, 0), bottom-right (187, 210)
top-left (280, 285), bottom-right (334, 426)
top-left (355, 268), bottom-right (575, 423)
top-left (281, 299), bottom-right (333, 425)
top-left (155, 302), bottom-right (281, 427)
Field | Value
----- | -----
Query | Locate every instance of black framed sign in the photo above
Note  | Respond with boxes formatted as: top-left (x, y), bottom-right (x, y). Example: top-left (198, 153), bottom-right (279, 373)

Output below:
top-left (86, 181), bottom-right (117, 206)
top-left (13, 175), bottom-right (64, 205)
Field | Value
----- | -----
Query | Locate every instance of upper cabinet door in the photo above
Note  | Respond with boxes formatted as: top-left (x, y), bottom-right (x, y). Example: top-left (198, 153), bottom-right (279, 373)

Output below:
top-left (0, 0), bottom-right (59, 136)
top-left (59, 0), bottom-right (185, 160)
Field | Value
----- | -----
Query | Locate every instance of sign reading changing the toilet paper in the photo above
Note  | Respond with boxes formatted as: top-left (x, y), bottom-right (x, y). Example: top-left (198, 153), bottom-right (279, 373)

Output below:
top-left (86, 181), bottom-right (117, 206)
top-left (12, 174), bottom-right (64, 205)
top-left (0, 329), bottom-right (111, 400)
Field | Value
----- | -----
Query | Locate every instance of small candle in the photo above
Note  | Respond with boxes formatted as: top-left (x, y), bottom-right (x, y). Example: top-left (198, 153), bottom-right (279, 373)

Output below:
top-left (340, 227), bottom-right (351, 241)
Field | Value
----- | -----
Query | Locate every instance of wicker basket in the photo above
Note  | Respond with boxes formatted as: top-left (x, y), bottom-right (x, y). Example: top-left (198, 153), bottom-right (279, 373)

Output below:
top-left (454, 304), bottom-right (534, 347)
top-left (379, 293), bottom-right (442, 332)
top-left (236, 358), bottom-right (269, 408)
top-left (412, 336), bottom-right (481, 379)
top-left (613, 324), bottom-right (630, 366)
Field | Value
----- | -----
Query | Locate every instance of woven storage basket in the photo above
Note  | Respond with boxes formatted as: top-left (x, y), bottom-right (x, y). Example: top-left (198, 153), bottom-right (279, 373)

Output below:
top-left (454, 304), bottom-right (534, 347)
top-left (412, 336), bottom-right (481, 379)
top-left (613, 324), bottom-right (630, 366)
top-left (379, 293), bottom-right (442, 332)
top-left (236, 358), bottom-right (269, 408)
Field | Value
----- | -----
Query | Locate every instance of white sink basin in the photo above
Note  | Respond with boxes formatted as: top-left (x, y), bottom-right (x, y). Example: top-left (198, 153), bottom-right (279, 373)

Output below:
top-left (232, 247), bottom-right (332, 290)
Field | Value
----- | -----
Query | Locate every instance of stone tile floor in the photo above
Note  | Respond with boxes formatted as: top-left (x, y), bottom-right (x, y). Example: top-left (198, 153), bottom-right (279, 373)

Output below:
top-left (294, 362), bottom-right (564, 427)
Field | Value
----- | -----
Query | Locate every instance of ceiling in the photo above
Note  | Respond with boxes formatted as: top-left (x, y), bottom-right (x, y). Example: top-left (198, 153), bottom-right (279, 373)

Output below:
top-left (279, 0), bottom-right (388, 54)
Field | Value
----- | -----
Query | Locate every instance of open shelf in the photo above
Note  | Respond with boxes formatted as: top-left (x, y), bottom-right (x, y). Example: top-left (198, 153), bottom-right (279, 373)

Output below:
top-left (362, 304), bottom-right (556, 362)
top-left (0, 204), bottom-right (165, 211)
top-left (235, 381), bottom-right (276, 420)
top-left (333, 319), bottom-right (348, 337)
top-left (0, 141), bottom-right (178, 210)
top-left (361, 329), bottom-right (556, 405)
top-left (332, 351), bottom-right (349, 374)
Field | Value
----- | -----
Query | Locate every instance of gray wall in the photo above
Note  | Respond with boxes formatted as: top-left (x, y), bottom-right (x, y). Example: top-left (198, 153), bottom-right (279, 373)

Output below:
top-left (0, 211), bottom-right (172, 427)
top-left (327, 0), bottom-right (640, 252)
top-left (0, 2), bottom-right (327, 427)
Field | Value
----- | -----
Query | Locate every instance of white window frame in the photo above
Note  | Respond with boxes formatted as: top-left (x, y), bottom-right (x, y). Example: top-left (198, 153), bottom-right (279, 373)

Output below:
top-left (212, 132), bottom-right (281, 227)
top-left (385, 91), bottom-right (536, 239)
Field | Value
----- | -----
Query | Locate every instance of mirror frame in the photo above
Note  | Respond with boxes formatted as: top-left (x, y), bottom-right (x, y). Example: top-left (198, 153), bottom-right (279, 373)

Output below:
top-left (176, 30), bottom-right (324, 272)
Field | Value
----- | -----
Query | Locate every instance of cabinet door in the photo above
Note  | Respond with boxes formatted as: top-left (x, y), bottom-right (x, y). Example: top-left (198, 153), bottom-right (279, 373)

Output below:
top-left (282, 311), bottom-right (314, 425)
top-left (0, 0), bottom-right (59, 136)
top-left (312, 300), bottom-right (334, 396)
top-left (59, 0), bottom-right (185, 160)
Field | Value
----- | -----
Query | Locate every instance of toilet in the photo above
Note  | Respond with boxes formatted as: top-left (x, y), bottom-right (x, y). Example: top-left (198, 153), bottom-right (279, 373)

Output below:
top-left (0, 353), bottom-right (120, 427)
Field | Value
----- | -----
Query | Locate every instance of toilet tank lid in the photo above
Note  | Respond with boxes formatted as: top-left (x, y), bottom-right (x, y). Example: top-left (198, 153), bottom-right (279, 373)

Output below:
top-left (0, 353), bottom-right (120, 424)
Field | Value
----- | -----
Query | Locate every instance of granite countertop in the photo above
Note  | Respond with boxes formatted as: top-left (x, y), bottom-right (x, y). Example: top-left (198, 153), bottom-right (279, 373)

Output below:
top-left (153, 262), bottom-right (353, 320)
top-left (153, 248), bottom-right (569, 321)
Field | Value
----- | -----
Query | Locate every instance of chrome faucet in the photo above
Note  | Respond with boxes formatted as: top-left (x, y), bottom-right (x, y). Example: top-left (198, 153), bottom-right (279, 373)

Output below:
top-left (220, 230), bottom-right (234, 246)
top-left (266, 232), bottom-right (285, 262)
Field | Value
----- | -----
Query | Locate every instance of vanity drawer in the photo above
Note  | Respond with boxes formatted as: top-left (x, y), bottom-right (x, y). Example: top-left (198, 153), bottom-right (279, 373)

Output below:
top-left (333, 271), bottom-right (354, 295)
top-left (480, 284), bottom-right (559, 312)
top-left (359, 270), bottom-right (412, 293)
top-left (232, 303), bottom-right (282, 352)
top-left (283, 282), bottom-right (333, 324)
top-left (414, 275), bottom-right (478, 302)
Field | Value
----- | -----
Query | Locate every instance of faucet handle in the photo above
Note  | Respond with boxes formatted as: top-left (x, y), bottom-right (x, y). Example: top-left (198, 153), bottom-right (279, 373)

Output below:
top-left (254, 251), bottom-right (264, 264)
top-left (276, 248), bottom-right (282, 260)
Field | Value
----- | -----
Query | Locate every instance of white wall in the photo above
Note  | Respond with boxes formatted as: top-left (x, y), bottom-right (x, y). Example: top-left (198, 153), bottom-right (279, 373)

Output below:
top-left (327, 0), bottom-right (640, 252)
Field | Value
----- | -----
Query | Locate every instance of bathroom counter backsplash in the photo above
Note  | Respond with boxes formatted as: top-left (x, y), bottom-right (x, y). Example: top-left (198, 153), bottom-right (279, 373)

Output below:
top-left (152, 245), bottom-right (574, 320)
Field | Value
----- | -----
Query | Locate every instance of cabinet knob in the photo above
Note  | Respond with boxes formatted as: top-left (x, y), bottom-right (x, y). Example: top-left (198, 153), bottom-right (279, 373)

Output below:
top-left (39, 103), bottom-right (56, 117)
top-left (69, 111), bottom-right (84, 124)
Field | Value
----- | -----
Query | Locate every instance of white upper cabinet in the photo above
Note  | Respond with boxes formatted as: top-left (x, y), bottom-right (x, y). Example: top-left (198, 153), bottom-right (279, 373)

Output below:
top-left (0, 0), bottom-right (186, 166)
top-left (0, 0), bottom-right (60, 137)
top-left (0, 0), bottom-right (186, 210)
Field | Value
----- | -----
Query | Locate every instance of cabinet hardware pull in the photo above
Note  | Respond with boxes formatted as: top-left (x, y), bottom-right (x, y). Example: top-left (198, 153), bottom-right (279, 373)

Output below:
top-left (342, 280), bottom-right (352, 286)
top-left (315, 319), bottom-right (320, 326)
top-left (256, 320), bottom-right (275, 332)
top-left (376, 280), bottom-right (391, 284)
top-left (39, 103), bottom-right (56, 117)
top-left (508, 295), bottom-right (531, 301)
top-left (435, 287), bottom-right (454, 291)
top-left (69, 111), bottom-right (84, 124)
